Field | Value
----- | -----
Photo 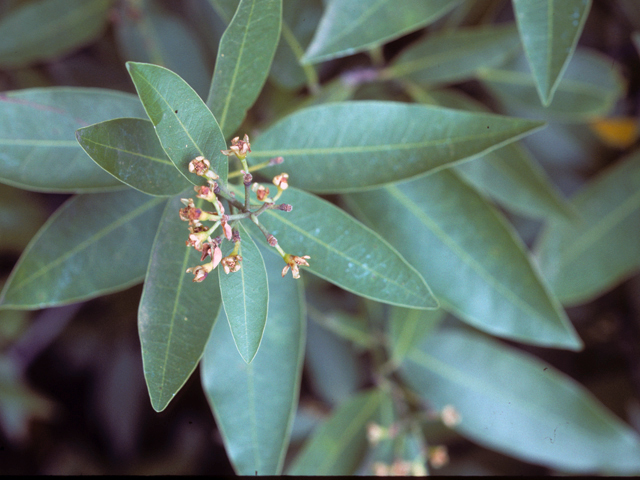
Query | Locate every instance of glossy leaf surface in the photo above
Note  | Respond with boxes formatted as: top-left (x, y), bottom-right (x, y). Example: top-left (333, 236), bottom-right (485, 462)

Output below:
top-left (250, 186), bottom-right (437, 310)
top-left (250, 101), bottom-right (545, 193)
top-left (422, 88), bottom-right (573, 220)
top-left (401, 327), bottom-right (640, 473)
top-left (0, 0), bottom-right (111, 67)
top-left (0, 87), bottom-right (146, 192)
top-left (479, 48), bottom-right (624, 122)
top-left (289, 389), bottom-right (385, 475)
top-left (0, 190), bottom-right (166, 309)
top-left (138, 195), bottom-right (222, 412)
top-left (202, 243), bottom-right (304, 474)
top-left (218, 223), bottom-right (269, 363)
top-left (76, 118), bottom-right (191, 196)
top-left (385, 23), bottom-right (520, 85)
top-left (127, 62), bottom-right (228, 184)
top-left (114, 0), bottom-right (211, 98)
top-left (206, 0), bottom-right (282, 138)
top-left (536, 148), bottom-right (640, 305)
top-left (346, 172), bottom-right (581, 350)
top-left (513, 0), bottom-right (592, 105)
top-left (301, 0), bottom-right (462, 64)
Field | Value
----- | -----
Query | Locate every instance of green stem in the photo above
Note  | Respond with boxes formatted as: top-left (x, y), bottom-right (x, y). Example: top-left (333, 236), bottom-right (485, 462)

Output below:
top-left (281, 20), bottom-right (320, 94)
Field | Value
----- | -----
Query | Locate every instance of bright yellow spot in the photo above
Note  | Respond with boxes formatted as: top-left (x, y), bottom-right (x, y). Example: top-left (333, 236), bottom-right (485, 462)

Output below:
top-left (590, 117), bottom-right (639, 149)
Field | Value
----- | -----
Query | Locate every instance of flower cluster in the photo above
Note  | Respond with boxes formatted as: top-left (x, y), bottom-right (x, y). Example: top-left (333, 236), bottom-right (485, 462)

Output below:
top-left (179, 134), bottom-right (310, 282)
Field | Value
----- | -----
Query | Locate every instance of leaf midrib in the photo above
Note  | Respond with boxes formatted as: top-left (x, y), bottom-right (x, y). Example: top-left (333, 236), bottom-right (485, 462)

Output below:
top-left (250, 127), bottom-right (540, 158)
top-left (216, 0), bottom-right (257, 134)
top-left (10, 196), bottom-right (164, 291)
top-left (385, 184), bottom-right (552, 324)
top-left (263, 205), bottom-right (426, 305)
top-left (78, 135), bottom-right (174, 166)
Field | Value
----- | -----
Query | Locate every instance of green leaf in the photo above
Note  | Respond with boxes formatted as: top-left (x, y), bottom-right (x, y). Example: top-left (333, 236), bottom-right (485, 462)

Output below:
top-left (388, 307), bottom-right (443, 365)
top-left (126, 62), bottom-right (228, 185)
top-left (76, 118), bottom-right (191, 197)
top-left (384, 23), bottom-right (520, 85)
top-left (301, 0), bottom-right (463, 64)
top-left (207, 0), bottom-right (240, 23)
top-left (0, 183), bottom-right (47, 252)
top-left (0, 190), bottom-right (166, 310)
top-left (535, 148), bottom-right (640, 305)
top-left (0, 87), bottom-right (146, 192)
top-left (201, 242), bottom-right (304, 475)
top-left (422, 88), bottom-right (573, 220)
top-left (113, 0), bottom-right (211, 98)
top-left (479, 48), bottom-right (625, 122)
top-left (0, 0), bottom-right (111, 68)
top-left (305, 318), bottom-right (363, 406)
top-left (513, 0), bottom-right (592, 106)
top-left (218, 223), bottom-right (269, 363)
top-left (250, 186), bottom-right (438, 310)
top-left (288, 389), bottom-right (385, 475)
top-left (400, 327), bottom-right (640, 474)
top-left (307, 304), bottom-right (375, 349)
top-left (250, 101), bottom-right (545, 193)
top-left (206, 0), bottom-right (282, 138)
top-left (269, 0), bottom-right (322, 91)
top-left (138, 195), bottom-right (222, 412)
top-left (345, 171), bottom-right (582, 350)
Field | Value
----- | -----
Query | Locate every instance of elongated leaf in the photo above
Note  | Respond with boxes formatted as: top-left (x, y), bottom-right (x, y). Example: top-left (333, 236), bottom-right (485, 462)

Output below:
top-left (421, 88), bottom-right (573, 220)
top-left (247, 186), bottom-right (437, 310)
top-left (114, 0), bottom-right (211, 98)
top-left (218, 223), bottom-right (268, 363)
top-left (0, 87), bottom-right (146, 192)
top-left (202, 243), bottom-right (304, 475)
top-left (0, 0), bottom-right (111, 67)
top-left (307, 305), bottom-right (375, 349)
top-left (207, 0), bottom-right (240, 23)
top-left (0, 190), bottom-right (166, 310)
top-left (0, 183), bottom-right (47, 252)
top-left (76, 118), bottom-right (191, 196)
top-left (206, 0), bottom-right (282, 138)
top-left (384, 23), bottom-right (520, 85)
top-left (388, 307), bottom-right (443, 365)
top-left (269, 0), bottom-right (322, 91)
top-left (301, 0), bottom-right (462, 64)
top-left (138, 195), bottom-right (222, 412)
top-left (479, 48), bottom-right (624, 122)
top-left (535, 149), bottom-right (640, 305)
top-left (250, 101), bottom-right (545, 193)
top-left (513, 0), bottom-right (592, 106)
top-left (305, 318), bottom-right (363, 406)
top-left (126, 62), bottom-right (228, 184)
top-left (401, 327), bottom-right (640, 474)
top-left (288, 389), bottom-right (385, 475)
top-left (345, 171), bottom-right (581, 350)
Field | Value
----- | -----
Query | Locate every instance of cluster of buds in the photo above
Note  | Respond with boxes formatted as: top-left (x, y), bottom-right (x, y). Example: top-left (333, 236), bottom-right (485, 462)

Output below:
top-left (179, 134), bottom-right (311, 282)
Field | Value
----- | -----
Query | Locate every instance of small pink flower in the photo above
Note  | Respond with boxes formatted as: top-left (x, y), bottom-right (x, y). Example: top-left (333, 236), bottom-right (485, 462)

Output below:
top-left (221, 134), bottom-right (251, 159)
top-left (221, 254), bottom-right (243, 274)
top-left (281, 254), bottom-right (310, 279)
top-left (272, 173), bottom-right (289, 190)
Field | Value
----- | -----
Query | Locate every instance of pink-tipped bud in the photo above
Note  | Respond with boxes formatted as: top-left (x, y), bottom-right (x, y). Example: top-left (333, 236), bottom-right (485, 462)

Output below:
top-left (268, 156), bottom-right (284, 166)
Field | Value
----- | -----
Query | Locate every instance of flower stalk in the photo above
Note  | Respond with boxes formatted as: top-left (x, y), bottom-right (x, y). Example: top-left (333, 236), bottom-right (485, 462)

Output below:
top-left (180, 134), bottom-right (309, 281)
